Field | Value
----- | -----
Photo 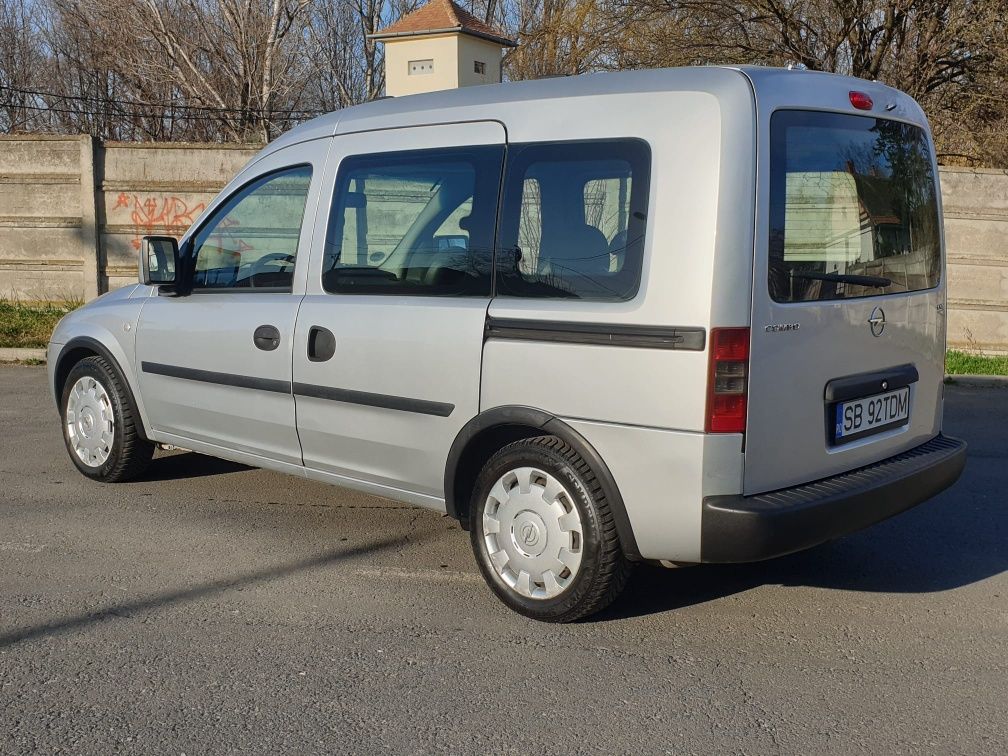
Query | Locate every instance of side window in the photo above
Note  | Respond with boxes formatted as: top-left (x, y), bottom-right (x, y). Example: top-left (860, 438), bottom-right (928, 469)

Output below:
top-left (190, 165), bottom-right (312, 292)
top-left (322, 145), bottom-right (503, 296)
top-left (497, 140), bottom-right (650, 301)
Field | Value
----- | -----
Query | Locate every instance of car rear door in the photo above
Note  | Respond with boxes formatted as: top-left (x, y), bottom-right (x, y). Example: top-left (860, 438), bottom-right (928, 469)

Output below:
top-left (291, 122), bottom-right (505, 503)
top-left (744, 82), bottom-right (946, 495)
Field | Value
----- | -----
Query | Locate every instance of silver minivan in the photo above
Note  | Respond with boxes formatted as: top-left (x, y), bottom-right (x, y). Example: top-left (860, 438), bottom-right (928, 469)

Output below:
top-left (48, 67), bottom-right (967, 621)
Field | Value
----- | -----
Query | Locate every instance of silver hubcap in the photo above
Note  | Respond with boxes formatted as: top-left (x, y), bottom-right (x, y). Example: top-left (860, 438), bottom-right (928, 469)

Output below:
top-left (482, 467), bottom-right (584, 600)
top-left (65, 376), bottom-right (114, 467)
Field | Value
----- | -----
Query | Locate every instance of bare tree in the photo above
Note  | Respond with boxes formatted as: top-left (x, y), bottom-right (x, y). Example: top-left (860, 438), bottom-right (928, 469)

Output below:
top-left (0, 0), bottom-right (48, 132)
top-left (619, 0), bottom-right (1008, 164)
top-left (14, 0), bottom-right (429, 140)
top-left (117, 0), bottom-right (312, 142)
top-left (304, 0), bottom-right (371, 109)
top-left (5, 0), bottom-right (1008, 165)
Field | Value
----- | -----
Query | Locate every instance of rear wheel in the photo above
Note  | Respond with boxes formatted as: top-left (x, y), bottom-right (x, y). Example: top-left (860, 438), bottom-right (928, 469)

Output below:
top-left (60, 355), bottom-right (154, 482)
top-left (469, 436), bottom-right (632, 622)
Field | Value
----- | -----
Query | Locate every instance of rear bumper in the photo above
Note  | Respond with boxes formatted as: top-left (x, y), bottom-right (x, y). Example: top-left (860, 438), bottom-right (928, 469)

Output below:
top-left (701, 434), bottom-right (967, 563)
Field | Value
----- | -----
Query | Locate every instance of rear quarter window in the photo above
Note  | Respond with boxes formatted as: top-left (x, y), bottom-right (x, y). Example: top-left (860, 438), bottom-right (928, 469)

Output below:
top-left (496, 139), bottom-right (651, 301)
top-left (769, 110), bottom-right (941, 303)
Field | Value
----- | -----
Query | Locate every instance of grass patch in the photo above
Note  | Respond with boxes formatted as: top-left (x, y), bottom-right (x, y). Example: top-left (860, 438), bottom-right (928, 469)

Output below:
top-left (945, 349), bottom-right (1008, 376)
top-left (0, 299), bottom-right (81, 349)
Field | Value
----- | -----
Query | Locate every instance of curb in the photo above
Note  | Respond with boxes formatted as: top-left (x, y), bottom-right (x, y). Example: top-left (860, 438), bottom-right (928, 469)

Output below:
top-left (0, 347), bottom-right (46, 363)
top-left (944, 374), bottom-right (1008, 388)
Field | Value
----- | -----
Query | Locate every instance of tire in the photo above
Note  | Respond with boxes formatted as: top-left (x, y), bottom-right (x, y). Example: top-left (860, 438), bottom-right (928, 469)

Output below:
top-left (60, 355), bottom-right (154, 482)
top-left (469, 435), bottom-right (632, 622)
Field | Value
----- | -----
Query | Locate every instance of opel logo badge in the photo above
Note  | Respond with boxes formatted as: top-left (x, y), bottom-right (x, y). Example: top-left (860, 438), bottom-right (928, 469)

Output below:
top-left (868, 306), bottom-right (886, 337)
top-left (520, 522), bottom-right (539, 547)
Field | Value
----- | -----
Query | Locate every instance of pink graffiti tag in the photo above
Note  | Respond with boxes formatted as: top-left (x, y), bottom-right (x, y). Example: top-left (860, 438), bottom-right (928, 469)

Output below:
top-left (114, 193), bottom-right (206, 250)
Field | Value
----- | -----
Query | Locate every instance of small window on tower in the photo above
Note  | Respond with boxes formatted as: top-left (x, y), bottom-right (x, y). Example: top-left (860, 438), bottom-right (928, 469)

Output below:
top-left (409, 59), bottom-right (434, 75)
top-left (474, 61), bottom-right (486, 75)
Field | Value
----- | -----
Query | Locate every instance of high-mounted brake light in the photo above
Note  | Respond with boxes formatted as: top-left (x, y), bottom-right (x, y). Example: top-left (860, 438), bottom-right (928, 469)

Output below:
top-left (849, 91), bottom-right (873, 111)
top-left (706, 328), bottom-right (750, 434)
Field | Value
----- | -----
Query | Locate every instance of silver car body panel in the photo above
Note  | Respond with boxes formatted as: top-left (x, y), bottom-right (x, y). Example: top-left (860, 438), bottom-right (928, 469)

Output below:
top-left (47, 66), bottom-right (948, 562)
top-left (739, 68), bottom-right (945, 494)
top-left (133, 138), bottom-right (329, 465)
top-left (48, 284), bottom-right (153, 432)
top-left (294, 121), bottom-right (503, 500)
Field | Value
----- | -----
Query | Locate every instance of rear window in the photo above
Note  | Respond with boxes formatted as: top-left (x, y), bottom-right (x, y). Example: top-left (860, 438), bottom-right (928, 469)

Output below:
top-left (769, 110), bottom-right (941, 303)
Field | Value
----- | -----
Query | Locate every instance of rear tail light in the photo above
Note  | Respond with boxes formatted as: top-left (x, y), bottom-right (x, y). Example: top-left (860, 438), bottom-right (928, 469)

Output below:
top-left (849, 91), bottom-right (874, 110)
top-left (706, 327), bottom-right (750, 433)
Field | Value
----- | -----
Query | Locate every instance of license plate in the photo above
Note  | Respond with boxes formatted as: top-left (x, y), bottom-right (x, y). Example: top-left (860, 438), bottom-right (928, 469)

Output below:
top-left (834, 386), bottom-right (910, 443)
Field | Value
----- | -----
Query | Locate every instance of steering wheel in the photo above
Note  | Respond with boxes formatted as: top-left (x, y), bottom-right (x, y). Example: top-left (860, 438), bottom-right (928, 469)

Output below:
top-left (248, 253), bottom-right (295, 287)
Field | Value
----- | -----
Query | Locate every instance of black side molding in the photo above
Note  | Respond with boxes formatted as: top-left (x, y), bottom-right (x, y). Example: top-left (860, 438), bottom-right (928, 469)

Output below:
top-left (141, 362), bottom-right (291, 394)
top-left (141, 361), bottom-right (454, 417)
top-left (293, 383), bottom-right (454, 417)
top-left (701, 434), bottom-right (967, 564)
top-left (824, 363), bottom-right (919, 402)
top-left (485, 317), bottom-right (706, 351)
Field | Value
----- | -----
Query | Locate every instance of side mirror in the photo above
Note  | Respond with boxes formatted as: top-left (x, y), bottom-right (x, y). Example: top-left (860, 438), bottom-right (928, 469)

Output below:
top-left (140, 236), bottom-right (179, 286)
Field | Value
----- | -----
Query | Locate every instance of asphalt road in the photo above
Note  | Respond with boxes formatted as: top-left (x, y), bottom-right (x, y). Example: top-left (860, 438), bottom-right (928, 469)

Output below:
top-left (0, 366), bottom-right (1005, 754)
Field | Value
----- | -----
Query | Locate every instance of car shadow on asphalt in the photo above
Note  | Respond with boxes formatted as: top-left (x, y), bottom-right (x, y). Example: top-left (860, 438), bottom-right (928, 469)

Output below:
top-left (100, 443), bottom-right (1006, 624)
top-left (0, 532), bottom-right (433, 648)
top-left (135, 451), bottom-right (252, 482)
top-left (597, 485), bottom-right (1007, 621)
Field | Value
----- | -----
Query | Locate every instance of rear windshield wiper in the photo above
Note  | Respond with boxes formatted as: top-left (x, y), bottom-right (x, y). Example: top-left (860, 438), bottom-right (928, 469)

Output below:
top-left (789, 271), bottom-right (892, 288)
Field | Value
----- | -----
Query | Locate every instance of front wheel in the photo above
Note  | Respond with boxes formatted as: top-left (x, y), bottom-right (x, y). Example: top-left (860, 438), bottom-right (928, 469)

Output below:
top-left (469, 436), bottom-right (632, 622)
top-left (60, 355), bottom-right (154, 482)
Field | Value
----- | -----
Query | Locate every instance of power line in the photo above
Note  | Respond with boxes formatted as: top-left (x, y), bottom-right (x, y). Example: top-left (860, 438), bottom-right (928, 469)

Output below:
top-left (0, 100), bottom-right (316, 127)
top-left (0, 84), bottom-right (328, 119)
top-left (0, 83), bottom-right (327, 117)
top-left (0, 100), bottom-right (287, 123)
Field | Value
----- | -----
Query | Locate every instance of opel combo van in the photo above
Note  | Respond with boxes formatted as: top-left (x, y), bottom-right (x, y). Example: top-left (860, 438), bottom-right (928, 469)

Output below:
top-left (48, 66), bottom-right (967, 621)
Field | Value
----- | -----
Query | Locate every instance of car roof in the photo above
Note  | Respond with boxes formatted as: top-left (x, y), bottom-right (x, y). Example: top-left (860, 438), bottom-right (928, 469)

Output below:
top-left (261, 65), bottom-right (918, 158)
top-left (264, 66), bottom-right (745, 154)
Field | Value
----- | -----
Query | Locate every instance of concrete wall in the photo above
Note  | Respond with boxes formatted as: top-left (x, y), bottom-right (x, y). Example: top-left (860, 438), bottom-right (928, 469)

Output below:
top-left (99, 142), bottom-right (255, 291)
top-left (1, 134), bottom-right (1007, 353)
top-left (940, 168), bottom-right (1008, 354)
top-left (0, 135), bottom-right (99, 301)
top-left (0, 135), bottom-right (257, 300)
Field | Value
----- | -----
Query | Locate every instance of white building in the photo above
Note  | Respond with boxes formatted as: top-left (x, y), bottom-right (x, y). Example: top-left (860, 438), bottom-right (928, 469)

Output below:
top-left (371, 0), bottom-right (518, 97)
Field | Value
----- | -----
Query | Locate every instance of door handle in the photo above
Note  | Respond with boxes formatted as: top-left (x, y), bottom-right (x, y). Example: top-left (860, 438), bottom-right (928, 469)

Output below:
top-left (307, 326), bottom-right (336, 362)
top-left (253, 324), bottom-right (281, 351)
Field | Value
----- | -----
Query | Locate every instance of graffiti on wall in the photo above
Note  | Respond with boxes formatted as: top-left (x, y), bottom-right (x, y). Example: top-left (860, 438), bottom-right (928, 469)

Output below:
top-left (113, 193), bottom-right (206, 250)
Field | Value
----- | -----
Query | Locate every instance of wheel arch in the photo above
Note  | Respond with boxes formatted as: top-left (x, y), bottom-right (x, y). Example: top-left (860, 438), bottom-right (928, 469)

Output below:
top-left (444, 406), bottom-right (641, 560)
top-left (54, 336), bottom-right (152, 442)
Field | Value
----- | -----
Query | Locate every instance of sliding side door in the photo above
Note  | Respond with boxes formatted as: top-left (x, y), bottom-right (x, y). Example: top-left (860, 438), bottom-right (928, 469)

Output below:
top-left (292, 122), bottom-right (505, 504)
